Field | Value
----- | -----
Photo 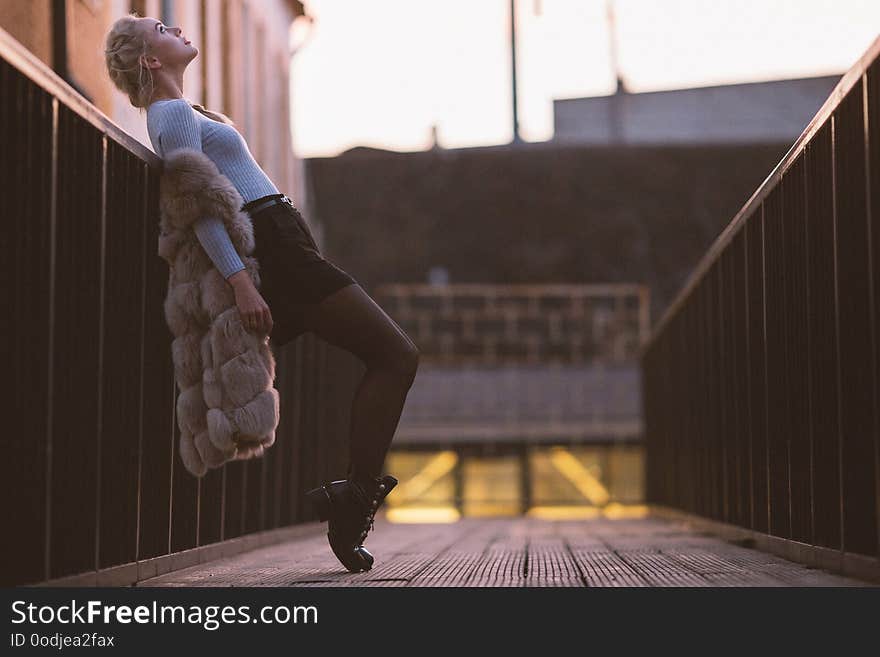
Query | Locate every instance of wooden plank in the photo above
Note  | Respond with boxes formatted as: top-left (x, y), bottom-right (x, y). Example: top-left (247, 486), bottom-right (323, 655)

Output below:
top-left (527, 540), bottom-right (583, 583)
top-left (136, 516), bottom-right (876, 588)
top-left (569, 550), bottom-right (649, 587)
top-left (611, 550), bottom-right (712, 587)
top-left (406, 554), bottom-right (486, 587)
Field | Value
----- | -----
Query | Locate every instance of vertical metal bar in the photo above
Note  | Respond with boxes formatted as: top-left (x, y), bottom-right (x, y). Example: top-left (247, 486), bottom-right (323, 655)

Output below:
top-left (273, 391), bottom-right (285, 529)
top-left (167, 370), bottom-right (175, 555)
top-left (259, 440), bottom-right (268, 532)
top-left (708, 276), bottom-right (715, 519)
top-left (761, 204), bottom-right (771, 532)
top-left (745, 219), bottom-right (754, 530)
top-left (783, 178), bottom-right (793, 540)
top-left (833, 80), bottom-right (874, 556)
top-left (220, 465), bottom-right (227, 540)
top-left (44, 97), bottom-right (59, 582)
top-left (804, 145), bottom-right (816, 548)
top-left (195, 479), bottom-right (201, 547)
top-left (240, 462), bottom-right (248, 534)
top-left (864, 69), bottom-right (880, 556)
top-left (718, 256), bottom-right (728, 522)
top-left (135, 162), bottom-right (148, 563)
top-left (94, 133), bottom-right (107, 570)
top-left (731, 232), bottom-right (745, 527)
top-left (287, 340), bottom-right (305, 523)
top-left (831, 115), bottom-right (846, 553)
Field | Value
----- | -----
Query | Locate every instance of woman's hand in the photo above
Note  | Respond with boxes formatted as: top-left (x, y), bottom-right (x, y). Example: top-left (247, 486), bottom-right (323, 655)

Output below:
top-left (227, 270), bottom-right (273, 335)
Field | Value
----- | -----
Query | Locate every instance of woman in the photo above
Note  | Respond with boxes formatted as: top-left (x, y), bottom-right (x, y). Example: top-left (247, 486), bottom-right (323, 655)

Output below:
top-left (103, 12), bottom-right (419, 573)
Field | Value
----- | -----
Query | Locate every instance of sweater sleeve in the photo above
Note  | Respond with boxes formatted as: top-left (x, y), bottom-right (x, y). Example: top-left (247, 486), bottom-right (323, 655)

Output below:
top-left (158, 100), bottom-right (246, 280)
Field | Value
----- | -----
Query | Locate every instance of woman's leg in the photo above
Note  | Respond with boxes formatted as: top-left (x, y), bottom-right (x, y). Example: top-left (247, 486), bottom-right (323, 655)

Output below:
top-left (298, 282), bottom-right (420, 480)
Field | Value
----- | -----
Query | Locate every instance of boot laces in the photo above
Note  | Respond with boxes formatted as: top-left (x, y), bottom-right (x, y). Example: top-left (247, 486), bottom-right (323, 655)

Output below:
top-left (359, 483), bottom-right (386, 540)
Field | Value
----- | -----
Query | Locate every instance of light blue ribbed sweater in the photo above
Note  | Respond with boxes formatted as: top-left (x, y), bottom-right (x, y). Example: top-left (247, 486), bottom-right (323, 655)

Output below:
top-left (146, 98), bottom-right (281, 280)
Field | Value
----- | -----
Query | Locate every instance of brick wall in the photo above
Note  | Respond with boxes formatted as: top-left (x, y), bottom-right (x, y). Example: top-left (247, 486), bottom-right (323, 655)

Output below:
top-left (375, 283), bottom-right (648, 366)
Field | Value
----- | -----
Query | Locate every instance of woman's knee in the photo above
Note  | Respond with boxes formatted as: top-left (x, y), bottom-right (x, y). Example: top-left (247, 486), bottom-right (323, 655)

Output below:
top-left (372, 339), bottom-right (419, 384)
top-left (400, 342), bottom-right (420, 382)
top-left (302, 284), bottom-right (420, 381)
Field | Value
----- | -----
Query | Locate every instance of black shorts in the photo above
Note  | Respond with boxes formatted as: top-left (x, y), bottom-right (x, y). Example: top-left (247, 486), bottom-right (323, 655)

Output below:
top-left (248, 199), bottom-right (357, 347)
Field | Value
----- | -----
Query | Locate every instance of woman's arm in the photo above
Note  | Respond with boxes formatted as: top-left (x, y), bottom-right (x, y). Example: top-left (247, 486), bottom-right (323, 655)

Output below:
top-left (158, 100), bottom-right (246, 282)
top-left (158, 100), bottom-right (271, 333)
top-left (193, 217), bottom-right (247, 280)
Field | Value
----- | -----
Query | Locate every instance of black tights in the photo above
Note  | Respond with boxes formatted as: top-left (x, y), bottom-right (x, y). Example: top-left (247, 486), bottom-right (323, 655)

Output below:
top-left (298, 283), bottom-right (419, 480)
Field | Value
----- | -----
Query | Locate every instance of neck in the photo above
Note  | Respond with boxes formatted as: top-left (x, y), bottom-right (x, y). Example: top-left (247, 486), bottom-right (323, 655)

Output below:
top-left (150, 71), bottom-right (186, 104)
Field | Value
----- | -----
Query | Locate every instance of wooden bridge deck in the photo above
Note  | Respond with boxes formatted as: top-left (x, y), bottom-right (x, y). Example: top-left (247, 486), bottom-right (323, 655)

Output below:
top-left (137, 516), bottom-right (872, 587)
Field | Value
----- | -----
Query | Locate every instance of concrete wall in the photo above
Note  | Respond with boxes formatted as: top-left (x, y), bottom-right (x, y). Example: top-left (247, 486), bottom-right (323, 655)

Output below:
top-left (306, 141), bottom-right (793, 326)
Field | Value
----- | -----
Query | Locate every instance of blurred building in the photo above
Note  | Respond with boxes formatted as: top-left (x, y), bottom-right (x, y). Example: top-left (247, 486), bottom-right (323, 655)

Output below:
top-left (306, 139), bottom-right (791, 325)
top-left (554, 75), bottom-right (841, 145)
top-left (0, 0), bottom-right (310, 209)
top-left (374, 283), bottom-right (649, 520)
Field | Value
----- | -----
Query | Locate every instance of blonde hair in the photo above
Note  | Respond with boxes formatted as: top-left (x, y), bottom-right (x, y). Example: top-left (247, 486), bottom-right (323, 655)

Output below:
top-left (103, 10), bottom-right (236, 126)
top-left (104, 11), bottom-right (154, 110)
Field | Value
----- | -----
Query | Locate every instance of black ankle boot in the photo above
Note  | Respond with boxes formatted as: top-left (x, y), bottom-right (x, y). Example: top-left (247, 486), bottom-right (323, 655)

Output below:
top-left (305, 474), bottom-right (398, 572)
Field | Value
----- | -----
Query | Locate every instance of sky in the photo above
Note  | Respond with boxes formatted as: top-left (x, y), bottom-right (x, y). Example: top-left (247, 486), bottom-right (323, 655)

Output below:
top-left (288, 0), bottom-right (880, 158)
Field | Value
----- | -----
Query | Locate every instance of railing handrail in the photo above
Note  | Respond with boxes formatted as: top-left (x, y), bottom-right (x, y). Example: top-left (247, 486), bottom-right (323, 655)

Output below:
top-left (0, 24), bottom-right (160, 165)
top-left (375, 282), bottom-right (649, 296)
top-left (638, 34), bottom-right (880, 359)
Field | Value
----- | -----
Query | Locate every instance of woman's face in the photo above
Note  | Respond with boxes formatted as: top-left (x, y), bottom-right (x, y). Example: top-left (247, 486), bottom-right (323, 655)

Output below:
top-left (139, 17), bottom-right (198, 69)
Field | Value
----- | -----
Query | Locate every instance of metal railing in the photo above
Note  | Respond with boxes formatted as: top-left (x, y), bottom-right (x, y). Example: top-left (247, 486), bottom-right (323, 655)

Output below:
top-left (1, 26), bottom-right (360, 587)
top-left (639, 36), bottom-right (880, 560)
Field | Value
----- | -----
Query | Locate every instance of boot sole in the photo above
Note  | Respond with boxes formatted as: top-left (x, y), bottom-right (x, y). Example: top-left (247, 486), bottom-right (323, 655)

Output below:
top-left (329, 538), bottom-right (374, 572)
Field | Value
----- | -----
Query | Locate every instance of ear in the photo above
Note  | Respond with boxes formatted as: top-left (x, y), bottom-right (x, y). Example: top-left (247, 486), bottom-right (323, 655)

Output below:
top-left (141, 53), bottom-right (161, 70)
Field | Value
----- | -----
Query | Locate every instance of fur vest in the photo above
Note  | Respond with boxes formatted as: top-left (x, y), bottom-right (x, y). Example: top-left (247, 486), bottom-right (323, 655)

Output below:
top-left (157, 148), bottom-right (279, 478)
